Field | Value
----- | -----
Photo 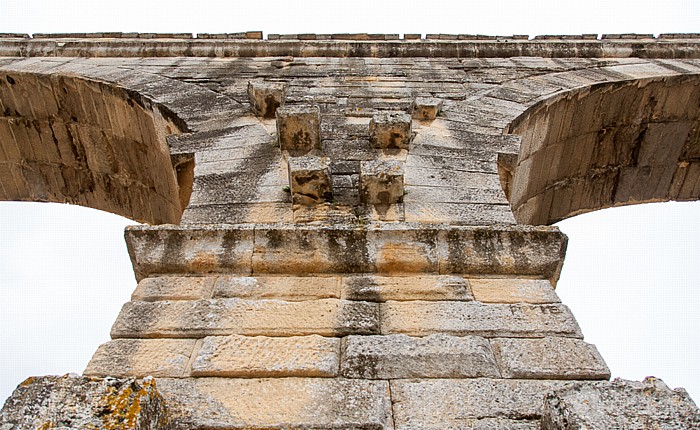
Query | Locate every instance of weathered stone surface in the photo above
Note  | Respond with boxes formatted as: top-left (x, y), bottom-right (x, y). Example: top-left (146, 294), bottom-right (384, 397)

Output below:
top-left (276, 105), bottom-right (321, 152)
top-left (85, 339), bottom-right (196, 378)
top-left (391, 378), bottom-right (568, 428)
top-left (381, 301), bottom-right (582, 337)
top-left (0, 375), bottom-right (172, 429)
top-left (370, 112), bottom-right (413, 149)
top-left (111, 298), bottom-right (379, 338)
top-left (132, 276), bottom-right (216, 301)
top-left (412, 97), bottom-right (443, 120)
top-left (214, 275), bottom-right (340, 300)
top-left (248, 81), bottom-right (286, 118)
top-left (360, 159), bottom-right (405, 206)
top-left (191, 334), bottom-right (340, 377)
top-left (491, 337), bottom-right (610, 380)
top-left (470, 278), bottom-right (560, 304)
top-left (157, 377), bottom-right (393, 429)
top-left (288, 155), bottom-right (333, 204)
top-left (541, 378), bottom-right (700, 429)
top-left (341, 275), bottom-right (472, 301)
top-left (341, 334), bottom-right (500, 379)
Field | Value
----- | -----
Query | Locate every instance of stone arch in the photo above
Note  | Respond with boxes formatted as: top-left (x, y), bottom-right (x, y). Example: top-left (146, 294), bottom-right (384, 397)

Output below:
top-left (0, 70), bottom-right (188, 224)
top-left (503, 72), bottom-right (700, 225)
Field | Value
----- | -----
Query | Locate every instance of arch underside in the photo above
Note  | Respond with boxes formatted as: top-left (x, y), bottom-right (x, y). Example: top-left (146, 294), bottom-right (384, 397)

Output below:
top-left (0, 71), bottom-right (185, 224)
top-left (507, 74), bottom-right (700, 225)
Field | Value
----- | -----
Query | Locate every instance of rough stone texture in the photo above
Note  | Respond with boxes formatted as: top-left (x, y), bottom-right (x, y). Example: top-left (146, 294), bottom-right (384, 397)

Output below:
top-left (0, 375), bottom-right (172, 429)
top-left (85, 339), bottom-right (196, 378)
top-left (214, 275), bottom-right (340, 300)
top-left (381, 301), bottom-right (582, 337)
top-left (360, 159), bottom-right (405, 206)
top-left (341, 275), bottom-right (472, 301)
top-left (412, 97), bottom-right (443, 121)
top-left (111, 298), bottom-right (379, 338)
top-left (248, 81), bottom-right (286, 118)
top-left (470, 278), bottom-right (560, 304)
top-left (157, 377), bottom-right (393, 429)
top-left (541, 378), bottom-right (700, 429)
top-left (341, 334), bottom-right (500, 379)
top-left (191, 334), bottom-right (340, 377)
top-left (132, 276), bottom-right (216, 301)
top-left (491, 337), bottom-right (610, 380)
top-left (391, 378), bottom-right (568, 428)
top-left (370, 112), bottom-right (413, 149)
top-left (276, 105), bottom-right (321, 153)
top-left (288, 155), bottom-right (333, 204)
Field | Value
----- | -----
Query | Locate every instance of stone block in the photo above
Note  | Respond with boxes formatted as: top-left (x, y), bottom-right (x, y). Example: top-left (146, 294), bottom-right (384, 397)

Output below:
top-left (369, 112), bottom-right (413, 149)
top-left (392, 378), bottom-right (568, 428)
top-left (341, 334), bottom-right (500, 379)
top-left (111, 298), bottom-right (379, 338)
top-left (0, 375), bottom-right (172, 429)
top-left (541, 378), bottom-right (700, 429)
top-left (287, 155), bottom-right (333, 204)
top-left (213, 275), bottom-right (340, 300)
top-left (360, 159), bottom-right (405, 205)
top-left (492, 337), bottom-right (610, 380)
top-left (157, 377), bottom-right (393, 429)
top-left (412, 97), bottom-right (443, 120)
top-left (247, 81), bottom-right (286, 118)
top-left (131, 276), bottom-right (216, 301)
top-left (341, 275), bottom-right (472, 301)
top-left (470, 278), bottom-right (560, 304)
top-left (84, 339), bottom-right (196, 378)
top-left (276, 105), bottom-right (321, 152)
top-left (190, 334), bottom-right (339, 377)
top-left (380, 301), bottom-right (582, 338)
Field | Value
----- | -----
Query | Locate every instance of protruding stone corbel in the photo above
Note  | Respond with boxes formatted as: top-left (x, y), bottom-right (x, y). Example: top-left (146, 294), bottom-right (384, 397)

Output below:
top-left (412, 97), bottom-right (443, 120)
top-left (288, 155), bottom-right (333, 205)
top-left (360, 159), bottom-right (405, 206)
top-left (369, 112), bottom-right (412, 150)
top-left (276, 105), bottom-right (321, 153)
top-left (248, 81), bottom-right (286, 118)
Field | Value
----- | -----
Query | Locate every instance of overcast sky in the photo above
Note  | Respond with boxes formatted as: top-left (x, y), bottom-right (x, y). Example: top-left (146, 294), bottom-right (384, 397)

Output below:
top-left (0, 0), bottom-right (698, 404)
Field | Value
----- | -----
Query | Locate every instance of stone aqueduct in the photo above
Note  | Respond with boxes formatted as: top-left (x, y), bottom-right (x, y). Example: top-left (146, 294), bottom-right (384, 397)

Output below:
top-left (0, 33), bottom-right (699, 429)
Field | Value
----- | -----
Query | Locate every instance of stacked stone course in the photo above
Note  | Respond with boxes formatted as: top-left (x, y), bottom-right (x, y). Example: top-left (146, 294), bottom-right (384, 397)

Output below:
top-left (1, 34), bottom-right (699, 429)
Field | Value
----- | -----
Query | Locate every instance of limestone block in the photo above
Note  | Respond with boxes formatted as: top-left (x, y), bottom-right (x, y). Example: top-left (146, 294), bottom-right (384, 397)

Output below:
top-left (84, 339), bottom-right (196, 378)
top-left (190, 334), bottom-right (340, 377)
top-left (341, 334), bottom-right (500, 379)
top-left (276, 105), bottom-right (321, 152)
top-left (369, 112), bottom-right (413, 149)
top-left (131, 276), bottom-right (216, 301)
top-left (492, 337), bottom-right (610, 380)
top-left (247, 81), bottom-right (286, 118)
top-left (157, 377), bottom-right (393, 429)
top-left (111, 298), bottom-right (379, 338)
top-left (541, 378), bottom-right (700, 429)
top-left (470, 278), bottom-right (560, 304)
top-left (213, 275), bottom-right (340, 300)
top-left (287, 155), bottom-right (333, 204)
top-left (360, 159), bottom-right (405, 205)
top-left (341, 275), bottom-right (473, 301)
top-left (0, 375), bottom-right (172, 429)
top-left (412, 97), bottom-right (443, 120)
top-left (392, 378), bottom-right (568, 428)
top-left (381, 301), bottom-right (582, 338)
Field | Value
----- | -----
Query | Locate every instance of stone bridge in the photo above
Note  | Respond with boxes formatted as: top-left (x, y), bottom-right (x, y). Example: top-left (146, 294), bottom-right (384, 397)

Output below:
top-left (0, 33), bottom-right (699, 429)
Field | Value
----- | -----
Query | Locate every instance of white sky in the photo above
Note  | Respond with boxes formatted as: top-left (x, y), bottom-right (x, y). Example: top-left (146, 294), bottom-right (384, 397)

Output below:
top-left (0, 0), bottom-right (699, 404)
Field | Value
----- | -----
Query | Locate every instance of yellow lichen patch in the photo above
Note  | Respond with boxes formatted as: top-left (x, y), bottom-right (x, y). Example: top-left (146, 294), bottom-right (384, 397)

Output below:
top-left (38, 421), bottom-right (55, 430)
top-left (20, 376), bottom-right (36, 387)
top-left (97, 382), bottom-right (144, 429)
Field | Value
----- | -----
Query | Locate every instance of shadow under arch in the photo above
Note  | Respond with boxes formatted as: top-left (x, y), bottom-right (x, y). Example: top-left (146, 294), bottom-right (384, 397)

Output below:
top-left (0, 70), bottom-right (191, 224)
top-left (502, 74), bottom-right (700, 225)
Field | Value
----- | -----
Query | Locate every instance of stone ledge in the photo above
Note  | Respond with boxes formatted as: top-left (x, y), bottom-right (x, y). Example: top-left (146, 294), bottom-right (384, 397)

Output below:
top-left (541, 377), bottom-right (700, 429)
top-left (1, 38), bottom-right (700, 59)
top-left (125, 224), bottom-right (567, 281)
